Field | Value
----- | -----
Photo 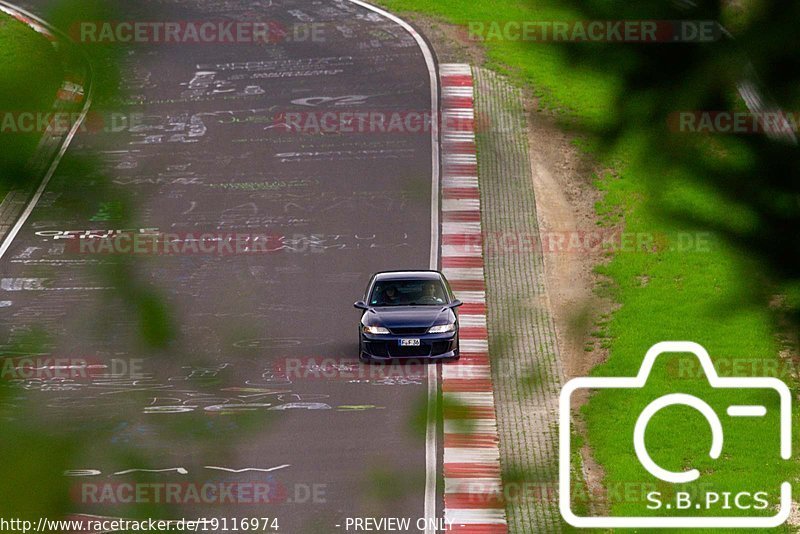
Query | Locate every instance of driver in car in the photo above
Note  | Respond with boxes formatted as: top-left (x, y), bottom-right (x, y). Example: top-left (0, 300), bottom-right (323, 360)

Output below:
top-left (383, 285), bottom-right (401, 305)
top-left (420, 282), bottom-right (445, 304)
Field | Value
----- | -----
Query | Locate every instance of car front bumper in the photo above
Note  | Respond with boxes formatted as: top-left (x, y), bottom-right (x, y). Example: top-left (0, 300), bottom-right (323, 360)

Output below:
top-left (360, 332), bottom-right (459, 361)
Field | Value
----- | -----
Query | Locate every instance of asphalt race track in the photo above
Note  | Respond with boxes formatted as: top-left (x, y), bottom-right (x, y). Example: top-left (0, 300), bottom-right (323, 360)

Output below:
top-left (1, 0), bottom-right (440, 530)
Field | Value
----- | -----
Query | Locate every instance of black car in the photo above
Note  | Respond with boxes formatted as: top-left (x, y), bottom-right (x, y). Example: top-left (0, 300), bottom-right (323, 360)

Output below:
top-left (354, 271), bottom-right (462, 362)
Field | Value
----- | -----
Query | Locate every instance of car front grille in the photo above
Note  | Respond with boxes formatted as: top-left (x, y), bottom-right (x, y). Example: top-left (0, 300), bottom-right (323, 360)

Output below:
top-left (389, 327), bottom-right (429, 335)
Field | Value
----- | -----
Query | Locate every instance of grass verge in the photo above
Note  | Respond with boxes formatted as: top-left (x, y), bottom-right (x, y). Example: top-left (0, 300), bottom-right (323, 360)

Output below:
top-left (0, 11), bottom-right (65, 195)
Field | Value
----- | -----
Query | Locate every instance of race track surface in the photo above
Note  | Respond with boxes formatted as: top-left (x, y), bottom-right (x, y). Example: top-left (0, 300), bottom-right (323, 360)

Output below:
top-left (1, 0), bottom-right (440, 530)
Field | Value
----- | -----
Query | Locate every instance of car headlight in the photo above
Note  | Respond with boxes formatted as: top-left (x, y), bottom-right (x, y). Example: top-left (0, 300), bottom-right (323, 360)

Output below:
top-left (428, 323), bottom-right (456, 334)
top-left (363, 325), bottom-right (390, 335)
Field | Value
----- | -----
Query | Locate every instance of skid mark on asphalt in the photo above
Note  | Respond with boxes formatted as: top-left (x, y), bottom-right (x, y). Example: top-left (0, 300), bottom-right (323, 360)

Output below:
top-left (0, 358), bottom-right (406, 420)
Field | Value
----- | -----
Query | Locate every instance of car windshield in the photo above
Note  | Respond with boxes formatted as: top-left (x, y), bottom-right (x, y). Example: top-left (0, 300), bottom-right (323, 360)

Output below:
top-left (369, 279), bottom-right (448, 307)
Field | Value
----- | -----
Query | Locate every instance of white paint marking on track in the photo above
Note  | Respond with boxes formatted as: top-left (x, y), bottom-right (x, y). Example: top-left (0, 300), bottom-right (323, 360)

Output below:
top-left (442, 267), bottom-right (485, 280)
top-left (442, 245), bottom-right (482, 257)
top-left (443, 110), bottom-right (475, 120)
top-left (442, 176), bottom-right (479, 188)
top-left (204, 464), bottom-right (290, 473)
top-left (459, 339), bottom-right (489, 352)
top-left (443, 198), bottom-right (481, 212)
top-left (343, 2), bottom-right (441, 532)
top-left (445, 477), bottom-right (503, 494)
top-left (442, 222), bottom-right (482, 235)
top-left (442, 87), bottom-right (474, 97)
top-left (443, 447), bottom-right (501, 463)
top-left (445, 508), bottom-right (508, 524)
top-left (443, 392), bottom-right (497, 407)
top-left (451, 290), bottom-right (487, 303)
top-left (445, 154), bottom-right (478, 163)
top-left (443, 132), bottom-right (476, 141)
top-left (456, 314), bottom-right (487, 328)
top-left (442, 365), bottom-right (492, 380)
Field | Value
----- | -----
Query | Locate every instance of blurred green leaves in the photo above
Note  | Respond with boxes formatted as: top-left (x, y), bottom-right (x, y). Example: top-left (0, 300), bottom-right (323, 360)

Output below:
top-left (558, 0), bottom-right (800, 322)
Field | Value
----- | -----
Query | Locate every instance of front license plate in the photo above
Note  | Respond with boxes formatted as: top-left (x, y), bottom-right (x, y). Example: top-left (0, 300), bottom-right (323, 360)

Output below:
top-left (399, 339), bottom-right (421, 347)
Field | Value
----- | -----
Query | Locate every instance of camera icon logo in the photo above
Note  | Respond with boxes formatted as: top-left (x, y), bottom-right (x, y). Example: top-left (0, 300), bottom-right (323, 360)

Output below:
top-left (559, 341), bottom-right (792, 528)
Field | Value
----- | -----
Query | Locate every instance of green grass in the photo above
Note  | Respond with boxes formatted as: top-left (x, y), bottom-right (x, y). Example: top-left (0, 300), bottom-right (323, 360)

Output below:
top-left (378, 0), bottom-right (616, 127)
top-left (377, 0), bottom-right (797, 528)
top-left (0, 12), bottom-right (65, 193)
top-left (584, 167), bottom-right (797, 527)
top-left (0, 13), bottom-right (63, 109)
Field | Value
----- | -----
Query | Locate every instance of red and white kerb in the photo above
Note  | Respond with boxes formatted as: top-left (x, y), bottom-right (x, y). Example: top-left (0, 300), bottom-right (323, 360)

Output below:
top-left (439, 63), bottom-right (508, 533)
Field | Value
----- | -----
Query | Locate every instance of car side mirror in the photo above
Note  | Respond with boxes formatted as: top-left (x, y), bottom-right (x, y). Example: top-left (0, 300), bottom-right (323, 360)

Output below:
top-left (354, 300), bottom-right (368, 310)
top-left (449, 299), bottom-right (463, 308)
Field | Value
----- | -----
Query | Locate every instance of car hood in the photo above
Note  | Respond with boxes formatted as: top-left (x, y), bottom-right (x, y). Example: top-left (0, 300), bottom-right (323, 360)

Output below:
top-left (362, 306), bottom-right (454, 328)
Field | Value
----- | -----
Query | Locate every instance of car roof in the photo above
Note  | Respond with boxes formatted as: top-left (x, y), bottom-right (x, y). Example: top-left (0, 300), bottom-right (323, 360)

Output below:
top-left (373, 270), bottom-right (443, 282)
